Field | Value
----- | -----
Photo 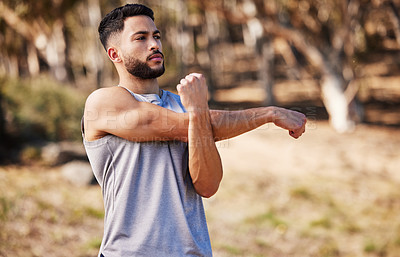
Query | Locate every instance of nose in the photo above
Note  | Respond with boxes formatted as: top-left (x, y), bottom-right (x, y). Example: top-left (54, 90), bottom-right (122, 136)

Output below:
top-left (149, 37), bottom-right (160, 51)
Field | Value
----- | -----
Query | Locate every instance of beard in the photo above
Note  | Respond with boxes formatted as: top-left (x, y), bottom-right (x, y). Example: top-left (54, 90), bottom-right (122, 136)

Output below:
top-left (124, 51), bottom-right (165, 80)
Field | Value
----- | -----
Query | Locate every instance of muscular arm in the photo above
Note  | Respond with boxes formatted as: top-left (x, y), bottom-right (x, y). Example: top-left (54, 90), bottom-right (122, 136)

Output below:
top-left (84, 89), bottom-right (305, 142)
top-left (84, 86), bottom-right (189, 142)
top-left (177, 74), bottom-right (223, 198)
top-left (210, 106), bottom-right (306, 140)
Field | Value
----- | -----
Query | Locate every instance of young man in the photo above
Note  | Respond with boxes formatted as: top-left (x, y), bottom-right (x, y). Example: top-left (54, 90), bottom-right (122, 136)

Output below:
top-left (82, 4), bottom-right (306, 257)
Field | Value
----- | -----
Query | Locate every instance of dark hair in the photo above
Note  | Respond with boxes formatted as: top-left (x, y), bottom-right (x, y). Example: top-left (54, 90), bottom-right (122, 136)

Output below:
top-left (98, 4), bottom-right (154, 50)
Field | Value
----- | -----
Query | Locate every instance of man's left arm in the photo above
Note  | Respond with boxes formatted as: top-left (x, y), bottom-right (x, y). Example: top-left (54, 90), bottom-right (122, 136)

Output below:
top-left (177, 74), bottom-right (223, 198)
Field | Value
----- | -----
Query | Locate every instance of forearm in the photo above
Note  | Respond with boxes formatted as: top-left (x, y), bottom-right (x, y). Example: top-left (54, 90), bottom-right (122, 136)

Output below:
top-left (210, 107), bottom-right (276, 141)
top-left (188, 109), bottom-right (223, 198)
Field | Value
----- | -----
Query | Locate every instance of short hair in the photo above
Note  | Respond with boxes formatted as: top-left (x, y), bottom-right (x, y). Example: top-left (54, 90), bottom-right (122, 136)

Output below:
top-left (98, 4), bottom-right (154, 50)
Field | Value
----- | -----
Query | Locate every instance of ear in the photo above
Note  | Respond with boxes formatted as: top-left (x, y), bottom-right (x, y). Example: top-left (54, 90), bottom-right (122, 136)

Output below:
top-left (107, 46), bottom-right (122, 63)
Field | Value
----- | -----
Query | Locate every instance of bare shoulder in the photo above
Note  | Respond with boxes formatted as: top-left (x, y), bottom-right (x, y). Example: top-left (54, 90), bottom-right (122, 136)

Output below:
top-left (83, 87), bottom-right (138, 141)
top-left (85, 86), bottom-right (135, 111)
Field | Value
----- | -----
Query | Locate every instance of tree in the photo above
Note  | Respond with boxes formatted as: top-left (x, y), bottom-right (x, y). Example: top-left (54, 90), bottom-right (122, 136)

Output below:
top-left (184, 0), bottom-right (400, 132)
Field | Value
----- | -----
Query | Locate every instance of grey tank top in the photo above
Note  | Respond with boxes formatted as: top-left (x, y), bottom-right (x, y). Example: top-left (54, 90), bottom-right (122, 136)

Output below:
top-left (83, 88), bottom-right (212, 257)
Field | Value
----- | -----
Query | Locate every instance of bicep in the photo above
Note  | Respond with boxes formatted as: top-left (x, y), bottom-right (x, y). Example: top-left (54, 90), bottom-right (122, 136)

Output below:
top-left (101, 102), bottom-right (181, 142)
top-left (85, 92), bottom-right (188, 142)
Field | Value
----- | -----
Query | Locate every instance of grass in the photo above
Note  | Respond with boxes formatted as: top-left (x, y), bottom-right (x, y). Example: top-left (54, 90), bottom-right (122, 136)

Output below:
top-left (3, 164), bottom-right (400, 257)
top-left (318, 240), bottom-right (340, 257)
top-left (364, 240), bottom-right (378, 253)
top-left (290, 187), bottom-right (314, 200)
top-left (84, 206), bottom-right (104, 219)
top-left (0, 196), bottom-right (11, 221)
top-left (83, 237), bottom-right (103, 250)
top-left (220, 244), bottom-right (243, 255)
top-left (363, 239), bottom-right (389, 256)
top-left (310, 216), bottom-right (332, 229)
top-left (246, 210), bottom-right (288, 228)
top-left (0, 167), bottom-right (103, 257)
top-left (1, 122), bottom-right (400, 256)
top-left (207, 168), bottom-right (400, 257)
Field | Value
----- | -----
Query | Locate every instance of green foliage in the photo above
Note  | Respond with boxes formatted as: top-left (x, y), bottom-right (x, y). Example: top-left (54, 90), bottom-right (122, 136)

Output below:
top-left (318, 240), bottom-right (340, 257)
top-left (246, 210), bottom-right (287, 228)
top-left (290, 187), bottom-right (314, 200)
top-left (84, 206), bottom-right (104, 219)
top-left (0, 76), bottom-right (85, 142)
top-left (364, 240), bottom-right (377, 253)
top-left (310, 216), bottom-right (332, 229)
top-left (218, 244), bottom-right (243, 255)
top-left (0, 196), bottom-right (11, 221)
top-left (84, 237), bottom-right (102, 250)
top-left (19, 145), bottom-right (42, 164)
top-left (363, 239), bottom-right (388, 256)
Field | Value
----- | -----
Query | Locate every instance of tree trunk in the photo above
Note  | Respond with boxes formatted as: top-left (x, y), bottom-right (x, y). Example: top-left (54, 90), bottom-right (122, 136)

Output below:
top-left (45, 20), bottom-right (68, 82)
top-left (389, 0), bottom-right (400, 47)
top-left (86, 0), bottom-right (103, 88)
top-left (263, 23), bottom-right (357, 132)
top-left (321, 72), bottom-right (355, 133)
top-left (174, 0), bottom-right (190, 78)
top-left (0, 92), bottom-right (5, 145)
top-left (8, 55), bottom-right (19, 77)
top-left (257, 38), bottom-right (275, 106)
top-left (27, 43), bottom-right (40, 76)
top-left (205, 9), bottom-right (221, 103)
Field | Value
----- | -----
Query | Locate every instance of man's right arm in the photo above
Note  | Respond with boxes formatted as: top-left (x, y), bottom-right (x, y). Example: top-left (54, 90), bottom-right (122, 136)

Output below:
top-left (83, 87), bottom-right (306, 142)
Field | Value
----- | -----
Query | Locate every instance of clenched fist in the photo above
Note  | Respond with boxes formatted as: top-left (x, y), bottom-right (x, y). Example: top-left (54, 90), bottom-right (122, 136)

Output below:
top-left (272, 107), bottom-right (307, 139)
top-left (177, 73), bottom-right (209, 112)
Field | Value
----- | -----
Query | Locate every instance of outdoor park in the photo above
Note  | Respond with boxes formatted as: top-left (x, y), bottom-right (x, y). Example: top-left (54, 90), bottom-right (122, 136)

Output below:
top-left (0, 0), bottom-right (400, 256)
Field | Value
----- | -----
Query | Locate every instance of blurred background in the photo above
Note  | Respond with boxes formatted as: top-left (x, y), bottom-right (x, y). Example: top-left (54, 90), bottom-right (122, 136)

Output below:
top-left (0, 0), bottom-right (399, 256)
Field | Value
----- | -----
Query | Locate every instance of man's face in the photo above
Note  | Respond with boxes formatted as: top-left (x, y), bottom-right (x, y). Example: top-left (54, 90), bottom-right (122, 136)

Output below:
top-left (119, 15), bottom-right (165, 79)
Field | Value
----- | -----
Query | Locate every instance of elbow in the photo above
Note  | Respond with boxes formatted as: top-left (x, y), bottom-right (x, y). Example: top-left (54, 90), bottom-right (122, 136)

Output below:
top-left (196, 186), bottom-right (219, 198)
top-left (194, 179), bottom-right (222, 198)
top-left (192, 162), bottom-right (223, 198)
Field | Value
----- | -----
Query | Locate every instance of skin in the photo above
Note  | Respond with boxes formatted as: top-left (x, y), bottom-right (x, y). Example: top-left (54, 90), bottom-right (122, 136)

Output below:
top-left (84, 15), bottom-right (307, 198)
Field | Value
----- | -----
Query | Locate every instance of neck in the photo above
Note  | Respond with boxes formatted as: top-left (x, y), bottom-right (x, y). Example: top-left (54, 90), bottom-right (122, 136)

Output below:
top-left (119, 74), bottom-right (160, 96)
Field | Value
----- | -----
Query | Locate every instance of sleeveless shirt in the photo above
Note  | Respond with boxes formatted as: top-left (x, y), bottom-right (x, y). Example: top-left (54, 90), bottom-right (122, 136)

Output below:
top-left (83, 88), bottom-right (212, 257)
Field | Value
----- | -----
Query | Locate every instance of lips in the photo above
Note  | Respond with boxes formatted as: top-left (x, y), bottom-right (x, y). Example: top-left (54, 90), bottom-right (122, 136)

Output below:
top-left (148, 53), bottom-right (163, 61)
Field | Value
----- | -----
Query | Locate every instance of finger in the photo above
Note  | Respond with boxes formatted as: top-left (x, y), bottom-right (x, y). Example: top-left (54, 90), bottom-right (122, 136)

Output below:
top-left (185, 75), bottom-right (197, 83)
top-left (290, 131), bottom-right (299, 139)
top-left (289, 128), bottom-right (301, 139)
top-left (189, 73), bottom-right (204, 80)
top-left (176, 84), bottom-right (183, 93)
top-left (187, 73), bottom-right (206, 83)
top-left (185, 74), bottom-right (194, 79)
top-left (180, 79), bottom-right (188, 86)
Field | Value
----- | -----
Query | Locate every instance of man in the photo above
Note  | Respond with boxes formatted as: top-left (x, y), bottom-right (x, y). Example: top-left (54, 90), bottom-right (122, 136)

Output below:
top-left (82, 4), bottom-right (306, 257)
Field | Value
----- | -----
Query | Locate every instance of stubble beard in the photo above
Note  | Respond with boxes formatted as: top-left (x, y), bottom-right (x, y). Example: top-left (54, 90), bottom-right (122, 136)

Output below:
top-left (124, 53), bottom-right (165, 80)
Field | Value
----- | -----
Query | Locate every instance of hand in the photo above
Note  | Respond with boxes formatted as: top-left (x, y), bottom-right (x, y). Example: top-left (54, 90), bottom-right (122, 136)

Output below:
top-left (272, 107), bottom-right (307, 139)
top-left (177, 73), bottom-right (209, 112)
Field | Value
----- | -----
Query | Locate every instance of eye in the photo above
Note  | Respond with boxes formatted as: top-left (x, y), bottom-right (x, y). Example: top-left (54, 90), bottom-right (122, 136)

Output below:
top-left (154, 35), bottom-right (161, 40)
top-left (136, 36), bottom-right (146, 41)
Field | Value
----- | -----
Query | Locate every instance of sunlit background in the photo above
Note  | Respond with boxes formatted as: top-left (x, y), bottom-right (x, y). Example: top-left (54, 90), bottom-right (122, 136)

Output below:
top-left (0, 0), bottom-right (399, 256)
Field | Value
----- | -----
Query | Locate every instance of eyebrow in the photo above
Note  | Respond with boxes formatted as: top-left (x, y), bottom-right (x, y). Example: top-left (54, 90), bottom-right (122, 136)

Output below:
top-left (131, 30), bottom-right (161, 36)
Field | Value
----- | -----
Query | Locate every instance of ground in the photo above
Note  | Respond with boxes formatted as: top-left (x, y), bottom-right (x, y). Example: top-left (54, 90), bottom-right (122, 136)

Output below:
top-left (1, 121), bottom-right (400, 257)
